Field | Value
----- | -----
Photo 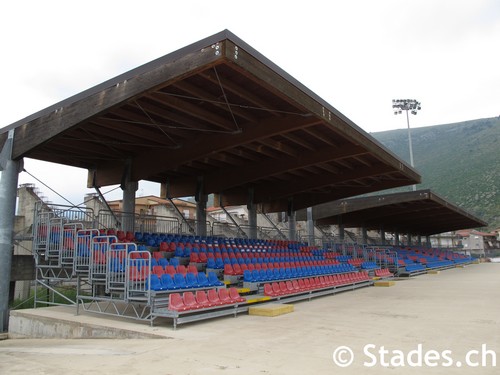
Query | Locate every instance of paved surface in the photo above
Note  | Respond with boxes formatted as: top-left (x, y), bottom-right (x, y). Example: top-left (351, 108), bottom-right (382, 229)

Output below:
top-left (1, 263), bottom-right (499, 374)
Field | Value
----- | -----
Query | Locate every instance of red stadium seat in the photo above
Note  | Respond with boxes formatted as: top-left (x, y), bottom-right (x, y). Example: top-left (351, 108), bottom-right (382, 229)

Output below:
top-left (169, 293), bottom-right (189, 311)
top-left (229, 287), bottom-right (245, 303)
top-left (183, 291), bottom-right (200, 310)
top-left (218, 288), bottom-right (233, 304)
top-left (195, 290), bottom-right (212, 308)
top-left (264, 283), bottom-right (276, 296)
top-left (207, 289), bottom-right (224, 306)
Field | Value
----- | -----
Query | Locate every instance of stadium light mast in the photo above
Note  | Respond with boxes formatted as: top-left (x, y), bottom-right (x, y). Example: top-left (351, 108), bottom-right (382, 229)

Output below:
top-left (392, 99), bottom-right (421, 191)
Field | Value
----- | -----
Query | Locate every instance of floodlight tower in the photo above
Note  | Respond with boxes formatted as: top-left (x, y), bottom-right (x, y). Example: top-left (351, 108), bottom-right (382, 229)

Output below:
top-left (392, 99), bottom-right (421, 191)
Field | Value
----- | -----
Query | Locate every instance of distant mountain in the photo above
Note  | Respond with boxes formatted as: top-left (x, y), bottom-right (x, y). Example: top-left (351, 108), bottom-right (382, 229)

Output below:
top-left (372, 117), bottom-right (500, 230)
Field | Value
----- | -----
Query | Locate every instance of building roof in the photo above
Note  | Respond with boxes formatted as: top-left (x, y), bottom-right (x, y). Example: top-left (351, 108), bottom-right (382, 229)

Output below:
top-left (456, 229), bottom-right (496, 237)
top-left (108, 195), bottom-right (195, 207)
top-left (1, 30), bottom-right (420, 213)
top-left (296, 189), bottom-right (488, 236)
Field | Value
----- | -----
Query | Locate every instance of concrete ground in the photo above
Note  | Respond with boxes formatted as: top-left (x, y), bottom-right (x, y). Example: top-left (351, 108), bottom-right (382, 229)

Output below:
top-left (1, 263), bottom-right (499, 374)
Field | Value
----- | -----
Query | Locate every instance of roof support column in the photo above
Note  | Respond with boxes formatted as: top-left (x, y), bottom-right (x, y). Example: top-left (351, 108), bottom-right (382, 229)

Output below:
top-left (121, 161), bottom-right (138, 233)
top-left (287, 200), bottom-right (296, 242)
top-left (0, 130), bottom-right (22, 332)
top-left (247, 188), bottom-right (257, 240)
top-left (307, 207), bottom-right (315, 246)
top-left (407, 232), bottom-right (412, 246)
top-left (426, 235), bottom-right (431, 248)
top-left (195, 178), bottom-right (207, 237)
top-left (380, 226), bottom-right (386, 246)
top-left (338, 224), bottom-right (345, 243)
top-left (361, 227), bottom-right (368, 245)
top-left (394, 231), bottom-right (400, 247)
top-left (417, 235), bottom-right (422, 247)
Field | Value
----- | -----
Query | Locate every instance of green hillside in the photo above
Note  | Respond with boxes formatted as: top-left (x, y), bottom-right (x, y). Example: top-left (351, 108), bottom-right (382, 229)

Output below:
top-left (372, 117), bottom-right (500, 230)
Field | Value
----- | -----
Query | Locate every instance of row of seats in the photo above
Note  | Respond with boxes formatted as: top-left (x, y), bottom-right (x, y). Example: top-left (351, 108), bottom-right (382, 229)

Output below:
top-left (263, 272), bottom-right (371, 297)
top-left (211, 257), bottom-right (338, 268)
top-left (361, 262), bottom-right (379, 270)
top-left (147, 272), bottom-right (223, 290)
top-left (168, 288), bottom-right (245, 311)
top-left (242, 265), bottom-right (358, 283)
top-left (152, 264), bottom-right (198, 277)
top-left (374, 268), bottom-right (394, 278)
top-left (425, 259), bottom-right (454, 268)
top-left (348, 258), bottom-right (364, 267)
top-left (135, 232), bottom-right (302, 249)
top-left (405, 263), bottom-right (426, 272)
top-left (224, 262), bottom-right (349, 276)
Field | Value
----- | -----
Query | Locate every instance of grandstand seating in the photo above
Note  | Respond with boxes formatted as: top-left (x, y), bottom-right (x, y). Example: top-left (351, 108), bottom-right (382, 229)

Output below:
top-left (33, 214), bottom-right (476, 329)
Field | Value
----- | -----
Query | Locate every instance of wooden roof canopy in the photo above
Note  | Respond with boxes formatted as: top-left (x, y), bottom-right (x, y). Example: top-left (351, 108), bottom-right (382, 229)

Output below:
top-left (296, 190), bottom-right (488, 236)
top-left (1, 30), bottom-right (420, 212)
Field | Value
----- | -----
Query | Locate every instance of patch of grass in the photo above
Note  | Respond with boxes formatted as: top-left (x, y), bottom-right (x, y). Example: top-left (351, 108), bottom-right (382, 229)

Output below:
top-left (10, 286), bottom-right (80, 310)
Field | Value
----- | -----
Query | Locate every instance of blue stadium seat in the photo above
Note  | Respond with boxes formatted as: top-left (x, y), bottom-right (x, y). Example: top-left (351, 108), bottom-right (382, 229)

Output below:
top-left (259, 269), bottom-right (268, 281)
top-left (207, 272), bottom-right (224, 287)
top-left (169, 258), bottom-right (180, 267)
top-left (272, 268), bottom-right (281, 280)
top-left (148, 274), bottom-right (163, 291)
top-left (173, 273), bottom-right (188, 289)
top-left (185, 272), bottom-right (198, 288)
top-left (160, 274), bottom-right (175, 290)
top-left (206, 258), bottom-right (216, 269)
top-left (252, 269), bottom-right (261, 282)
top-left (215, 258), bottom-right (225, 269)
top-left (243, 270), bottom-right (253, 282)
top-left (266, 269), bottom-right (274, 280)
top-left (197, 273), bottom-right (209, 288)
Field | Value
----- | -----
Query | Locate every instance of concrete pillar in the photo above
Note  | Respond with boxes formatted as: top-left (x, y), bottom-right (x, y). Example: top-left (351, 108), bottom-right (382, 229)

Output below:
top-left (121, 180), bottom-right (138, 233)
top-left (195, 178), bottom-right (207, 237)
top-left (417, 235), bottom-right (422, 246)
top-left (0, 130), bottom-right (22, 332)
top-left (307, 207), bottom-right (315, 246)
top-left (361, 227), bottom-right (368, 245)
top-left (407, 233), bottom-right (412, 246)
top-left (196, 198), bottom-right (207, 236)
top-left (247, 188), bottom-right (257, 239)
top-left (338, 224), bottom-right (345, 243)
top-left (287, 200), bottom-right (296, 242)
top-left (380, 227), bottom-right (386, 246)
top-left (426, 235), bottom-right (431, 248)
top-left (394, 231), bottom-right (399, 247)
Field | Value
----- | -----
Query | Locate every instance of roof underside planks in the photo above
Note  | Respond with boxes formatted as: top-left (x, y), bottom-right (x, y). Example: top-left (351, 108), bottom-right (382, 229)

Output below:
top-left (296, 189), bottom-right (488, 236)
top-left (1, 30), bottom-right (420, 213)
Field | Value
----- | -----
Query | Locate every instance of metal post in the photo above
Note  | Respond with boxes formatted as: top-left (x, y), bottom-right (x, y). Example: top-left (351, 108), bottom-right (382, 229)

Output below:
top-left (306, 207), bottom-right (315, 246)
top-left (393, 99), bottom-right (420, 192)
top-left (380, 226), bottom-right (386, 245)
top-left (394, 231), bottom-right (399, 247)
top-left (0, 130), bottom-right (22, 332)
top-left (406, 110), bottom-right (416, 191)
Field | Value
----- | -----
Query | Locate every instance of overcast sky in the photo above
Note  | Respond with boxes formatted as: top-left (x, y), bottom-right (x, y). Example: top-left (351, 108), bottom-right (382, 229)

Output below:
top-left (1, 0), bottom-right (499, 205)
